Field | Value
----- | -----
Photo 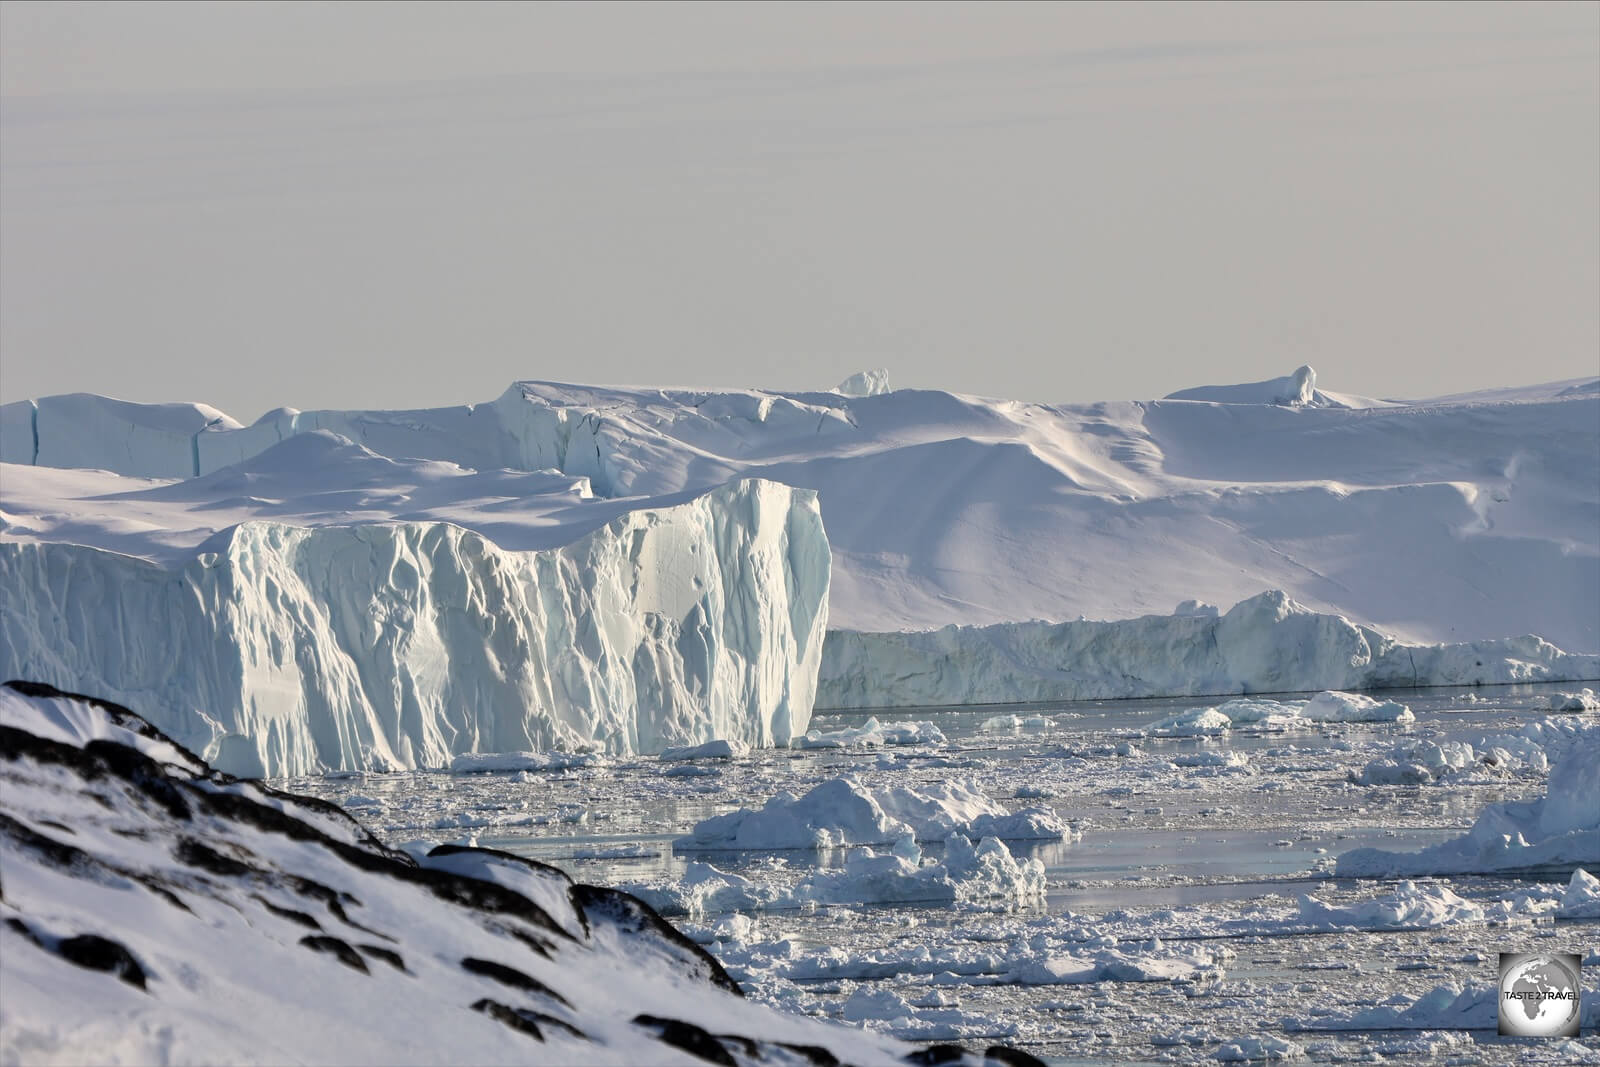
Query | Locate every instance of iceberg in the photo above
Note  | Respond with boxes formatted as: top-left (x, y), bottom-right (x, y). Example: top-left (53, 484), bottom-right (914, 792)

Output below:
top-left (675, 777), bottom-right (1070, 852)
top-left (817, 591), bottom-right (1599, 709)
top-left (1336, 724), bottom-right (1600, 876)
top-left (0, 478), bottom-right (830, 776)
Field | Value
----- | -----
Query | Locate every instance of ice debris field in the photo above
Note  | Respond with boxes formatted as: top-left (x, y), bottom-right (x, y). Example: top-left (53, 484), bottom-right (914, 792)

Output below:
top-left (1, 368), bottom-right (1598, 1064)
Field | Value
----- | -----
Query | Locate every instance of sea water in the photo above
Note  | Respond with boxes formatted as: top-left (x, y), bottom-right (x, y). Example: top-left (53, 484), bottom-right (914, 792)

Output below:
top-left (291, 682), bottom-right (1599, 1064)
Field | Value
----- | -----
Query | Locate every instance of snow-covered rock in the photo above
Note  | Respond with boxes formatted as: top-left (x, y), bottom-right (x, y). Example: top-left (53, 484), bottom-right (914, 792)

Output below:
top-left (818, 592), bottom-right (1596, 709)
top-left (1337, 723), bottom-right (1600, 876)
top-left (0, 682), bottom-right (978, 1066)
top-left (0, 478), bottom-right (830, 776)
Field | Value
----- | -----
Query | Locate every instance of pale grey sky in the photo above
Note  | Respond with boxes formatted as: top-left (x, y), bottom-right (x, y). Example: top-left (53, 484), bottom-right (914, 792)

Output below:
top-left (2, 1), bottom-right (1596, 420)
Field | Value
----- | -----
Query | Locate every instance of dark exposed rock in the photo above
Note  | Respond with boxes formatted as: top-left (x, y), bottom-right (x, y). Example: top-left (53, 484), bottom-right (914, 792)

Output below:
top-left (57, 934), bottom-right (149, 990)
top-left (253, 895), bottom-right (322, 930)
top-left (983, 1046), bottom-right (1050, 1067)
top-left (575, 883), bottom-right (742, 996)
top-left (299, 935), bottom-right (370, 973)
top-left (3, 681), bottom-right (207, 766)
top-left (460, 957), bottom-right (571, 1007)
top-left (471, 997), bottom-right (546, 1041)
top-left (632, 1014), bottom-right (739, 1067)
top-left (6, 917), bottom-right (43, 947)
top-left (355, 944), bottom-right (405, 971)
top-left (427, 843), bottom-right (589, 937)
top-left (776, 1043), bottom-right (842, 1067)
top-left (175, 838), bottom-right (255, 878)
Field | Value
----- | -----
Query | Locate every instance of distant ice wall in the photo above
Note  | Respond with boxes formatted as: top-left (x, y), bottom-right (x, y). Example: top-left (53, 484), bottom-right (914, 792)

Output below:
top-left (816, 591), bottom-right (1600, 709)
top-left (0, 479), bottom-right (829, 776)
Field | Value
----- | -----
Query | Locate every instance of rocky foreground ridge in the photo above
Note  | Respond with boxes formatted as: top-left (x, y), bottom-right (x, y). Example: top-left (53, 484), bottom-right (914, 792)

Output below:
top-left (0, 681), bottom-right (1039, 1067)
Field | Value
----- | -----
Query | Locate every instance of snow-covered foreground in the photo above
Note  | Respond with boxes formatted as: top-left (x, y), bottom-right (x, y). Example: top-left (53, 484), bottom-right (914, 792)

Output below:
top-left (0, 682), bottom-right (1039, 1067)
top-left (4, 369), bottom-right (1597, 652)
top-left (287, 683), bottom-right (1599, 1064)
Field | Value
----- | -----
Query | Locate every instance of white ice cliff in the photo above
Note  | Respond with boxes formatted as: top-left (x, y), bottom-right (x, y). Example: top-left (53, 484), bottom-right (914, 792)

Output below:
top-left (0, 479), bottom-right (829, 776)
top-left (815, 591), bottom-right (1600, 709)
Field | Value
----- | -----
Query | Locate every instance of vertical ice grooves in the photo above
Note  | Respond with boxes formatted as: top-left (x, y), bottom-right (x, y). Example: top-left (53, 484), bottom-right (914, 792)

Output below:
top-left (29, 400), bottom-right (39, 465)
top-left (0, 479), bottom-right (832, 776)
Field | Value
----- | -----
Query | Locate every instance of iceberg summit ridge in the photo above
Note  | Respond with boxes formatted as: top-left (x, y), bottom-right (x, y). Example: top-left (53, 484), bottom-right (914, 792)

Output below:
top-left (816, 590), bottom-right (1600, 709)
top-left (0, 478), bottom-right (830, 776)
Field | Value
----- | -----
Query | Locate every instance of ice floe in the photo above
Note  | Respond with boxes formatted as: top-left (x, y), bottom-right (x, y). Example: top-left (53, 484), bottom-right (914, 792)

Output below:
top-left (791, 717), bottom-right (947, 749)
top-left (675, 777), bottom-right (1071, 851)
top-left (1148, 691), bottom-right (1413, 737)
top-left (658, 739), bottom-right (751, 761)
top-left (1337, 724), bottom-right (1600, 876)
top-left (1295, 882), bottom-right (1486, 930)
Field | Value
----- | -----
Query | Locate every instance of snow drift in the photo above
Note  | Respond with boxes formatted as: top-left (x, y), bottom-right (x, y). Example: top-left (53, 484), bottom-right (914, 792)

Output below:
top-left (816, 591), bottom-right (1599, 710)
top-left (0, 478), bottom-right (830, 776)
top-left (0, 682), bottom-right (1036, 1067)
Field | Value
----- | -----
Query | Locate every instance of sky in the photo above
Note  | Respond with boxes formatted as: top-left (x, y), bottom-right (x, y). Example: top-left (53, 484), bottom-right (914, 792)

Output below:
top-left (1, 1), bottom-right (1596, 421)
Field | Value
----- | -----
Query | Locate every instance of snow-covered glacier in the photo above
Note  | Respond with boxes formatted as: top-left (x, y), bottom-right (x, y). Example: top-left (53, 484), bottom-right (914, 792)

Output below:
top-left (814, 590), bottom-right (1600, 710)
top-left (2, 368), bottom-right (1595, 765)
top-left (0, 477), bottom-right (829, 776)
top-left (5, 368), bottom-right (1595, 653)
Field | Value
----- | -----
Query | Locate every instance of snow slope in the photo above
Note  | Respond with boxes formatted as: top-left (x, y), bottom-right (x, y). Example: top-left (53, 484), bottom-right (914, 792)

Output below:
top-left (0, 681), bottom-right (1036, 1067)
top-left (0, 471), bottom-right (830, 776)
top-left (4, 368), bottom-right (1594, 653)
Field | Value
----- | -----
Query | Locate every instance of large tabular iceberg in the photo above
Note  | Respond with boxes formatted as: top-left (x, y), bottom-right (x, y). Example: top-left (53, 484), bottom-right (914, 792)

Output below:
top-left (816, 590), bottom-right (1599, 709)
top-left (0, 478), bottom-right (829, 776)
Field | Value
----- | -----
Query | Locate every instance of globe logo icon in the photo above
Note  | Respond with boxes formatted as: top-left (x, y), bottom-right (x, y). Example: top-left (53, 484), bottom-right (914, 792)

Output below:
top-left (1498, 952), bottom-right (1581, 1038)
